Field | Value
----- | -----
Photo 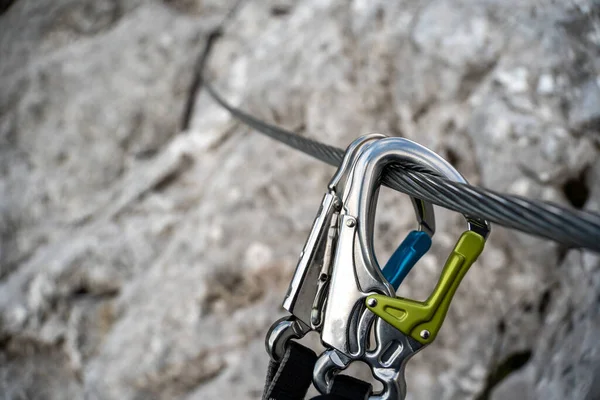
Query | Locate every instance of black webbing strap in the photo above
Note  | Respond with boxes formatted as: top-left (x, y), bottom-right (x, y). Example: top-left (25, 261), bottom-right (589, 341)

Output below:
top-left (262, 341), bottom-right (373, 400)
top-left (309, 375), bottom-right (373, 400)
top-left (330, 375), bottom-right (373, 400)
top-left (262, 342), bottom-right (317, 400)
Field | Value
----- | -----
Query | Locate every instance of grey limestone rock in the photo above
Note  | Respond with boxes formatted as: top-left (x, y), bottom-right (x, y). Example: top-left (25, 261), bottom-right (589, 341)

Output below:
top-left (0, 0), bottom-right (599, 399)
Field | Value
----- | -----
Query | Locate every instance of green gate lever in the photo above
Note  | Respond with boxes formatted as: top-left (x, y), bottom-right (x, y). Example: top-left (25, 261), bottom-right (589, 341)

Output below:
top-left (366, 230), bottom-right (486, 345)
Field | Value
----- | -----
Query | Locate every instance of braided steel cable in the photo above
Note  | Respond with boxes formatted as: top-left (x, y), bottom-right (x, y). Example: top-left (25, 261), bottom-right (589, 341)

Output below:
top-left (204, 81), bottom-right (600, 252)
top-left (206, 82), bottom-right (345, 167)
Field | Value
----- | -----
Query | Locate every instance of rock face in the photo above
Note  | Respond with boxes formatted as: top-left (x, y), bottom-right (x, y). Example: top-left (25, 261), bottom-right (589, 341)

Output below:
top-left (1, 0), bottom-right (599, 399)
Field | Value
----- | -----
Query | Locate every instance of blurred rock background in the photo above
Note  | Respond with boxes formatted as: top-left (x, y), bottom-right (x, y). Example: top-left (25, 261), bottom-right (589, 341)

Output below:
top-left (1, 0), bottom-right (600, 399)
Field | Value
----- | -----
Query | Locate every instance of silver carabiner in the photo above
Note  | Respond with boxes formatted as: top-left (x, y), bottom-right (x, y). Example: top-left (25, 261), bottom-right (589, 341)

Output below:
top-left (266, 133), bottom-right (437, 361)
top-left (315, 136), bottom-right (490, 398)
top-left (266, 134), bottom-right (382, 361)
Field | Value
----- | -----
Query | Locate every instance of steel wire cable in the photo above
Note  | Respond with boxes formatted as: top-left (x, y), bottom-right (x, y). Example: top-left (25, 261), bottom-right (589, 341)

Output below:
top-left (390, 170), bottom-right (594, 248)
top-left (203, 81), bottom-right (600, 252)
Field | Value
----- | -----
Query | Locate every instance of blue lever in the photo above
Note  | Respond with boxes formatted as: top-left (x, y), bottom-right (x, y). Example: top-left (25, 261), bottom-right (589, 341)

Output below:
top-left (382, 230), bottom-right (432, 290)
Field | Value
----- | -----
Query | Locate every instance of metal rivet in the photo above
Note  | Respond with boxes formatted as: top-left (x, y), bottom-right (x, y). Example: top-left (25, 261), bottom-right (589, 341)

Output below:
top-left (346, 218), bottom-right (356, 227)
top-left (366, 298), bottom-right (377, 307)
top-left (420, 330), bottom-right (430, 340)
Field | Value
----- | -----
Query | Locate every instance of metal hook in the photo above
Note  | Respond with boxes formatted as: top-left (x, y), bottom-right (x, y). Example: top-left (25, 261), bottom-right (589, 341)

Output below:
top-left (315, 136), bottom-right (491, 399)
top-left (266, 135), bottom-right (394, 361)
top-left (319, 136), bottom-right (489, 356)
top-left (272, 134), bottom-right (438, 358)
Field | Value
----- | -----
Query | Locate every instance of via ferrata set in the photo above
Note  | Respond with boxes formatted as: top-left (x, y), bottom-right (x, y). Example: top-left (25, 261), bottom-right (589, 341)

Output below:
top-left (265, 134), bottom-right (491, 399)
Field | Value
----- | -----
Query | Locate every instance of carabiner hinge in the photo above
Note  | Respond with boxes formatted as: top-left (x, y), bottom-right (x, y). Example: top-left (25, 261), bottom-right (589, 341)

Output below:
top-left (309, 213), bottom-right (339, 329)
top-left (282, 192), bottom-right (340, 327)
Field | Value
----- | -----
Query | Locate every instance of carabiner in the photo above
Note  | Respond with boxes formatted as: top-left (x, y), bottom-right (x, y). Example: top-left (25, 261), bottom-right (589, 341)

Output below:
top-left (319, 136), bottom-right (489, 357)
top-left (268, 134), bottom-right (436, 360)
top-left (360, 139), bottom-right (490, 346)
top-left (266, 134), bottom-right (383, 361)
top-left (270, 131), bottom-right (437, 347)
top-left (314, 136), bottom-right (490, 399)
